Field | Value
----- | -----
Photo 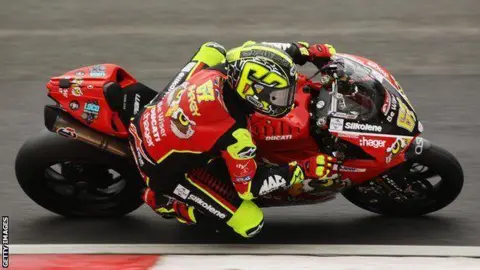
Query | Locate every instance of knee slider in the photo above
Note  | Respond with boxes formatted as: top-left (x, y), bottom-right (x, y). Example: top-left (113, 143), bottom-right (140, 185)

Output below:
top-left (226, 200), bottom-right (264, 238)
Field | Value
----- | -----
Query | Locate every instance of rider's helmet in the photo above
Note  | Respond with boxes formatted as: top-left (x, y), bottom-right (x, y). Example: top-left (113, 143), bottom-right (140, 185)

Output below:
top-left (226, 43), bottom-right (298, 117)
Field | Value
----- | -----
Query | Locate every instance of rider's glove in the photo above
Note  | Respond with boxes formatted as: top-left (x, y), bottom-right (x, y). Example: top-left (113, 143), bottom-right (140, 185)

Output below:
top-left (287, 161), bottom-right (307, 186)
top-left (296, 42), bottom-right (337, 68)
top-left (296, 154), bottom-right (340, 180)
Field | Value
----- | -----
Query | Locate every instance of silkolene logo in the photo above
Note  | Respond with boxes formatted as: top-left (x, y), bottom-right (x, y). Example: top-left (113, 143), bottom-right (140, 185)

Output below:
top-left (345, 122), bottom-right (382, 132)
top-left (188, 194), bottom-right (226, 219)
top-left (359, 137), bottom-right (386, 148)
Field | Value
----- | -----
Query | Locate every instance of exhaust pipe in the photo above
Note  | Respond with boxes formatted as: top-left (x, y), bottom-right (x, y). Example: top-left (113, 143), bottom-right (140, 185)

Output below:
top-left (44, 105), bottom-right (130, 157)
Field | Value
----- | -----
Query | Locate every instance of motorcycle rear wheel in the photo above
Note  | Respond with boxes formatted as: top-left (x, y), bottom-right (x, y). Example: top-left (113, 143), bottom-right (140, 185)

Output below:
top-left (342, 142), bottom-right (463, 216)
top-left (15, 130), bottom-right (144, 217)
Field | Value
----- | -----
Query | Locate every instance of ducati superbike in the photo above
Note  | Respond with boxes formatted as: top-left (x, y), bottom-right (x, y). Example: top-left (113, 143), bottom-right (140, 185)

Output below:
top-left (15, 54), bottom-right (463, 217)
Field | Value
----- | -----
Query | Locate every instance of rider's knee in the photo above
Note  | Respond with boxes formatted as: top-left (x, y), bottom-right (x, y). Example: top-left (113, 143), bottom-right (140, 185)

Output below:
top-left (227, 200), bottom-right (264, 238)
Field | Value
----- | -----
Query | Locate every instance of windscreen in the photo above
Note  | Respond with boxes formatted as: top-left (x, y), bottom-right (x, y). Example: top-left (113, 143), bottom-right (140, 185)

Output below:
top-left (331, 56), bottom-right (387, 121)
top-left (323, 54), bottom-right (419, 135)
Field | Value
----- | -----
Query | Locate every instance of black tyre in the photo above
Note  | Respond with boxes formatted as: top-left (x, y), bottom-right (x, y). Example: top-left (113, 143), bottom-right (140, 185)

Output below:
top-left (15, 129), bottom-right (144, 217)
top-left (342, 141), bottom-right (463, 216)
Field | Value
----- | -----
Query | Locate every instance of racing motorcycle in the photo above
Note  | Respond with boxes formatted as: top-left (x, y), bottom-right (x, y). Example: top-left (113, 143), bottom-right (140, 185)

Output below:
top-left (15, 54), bottom-right (463, 218)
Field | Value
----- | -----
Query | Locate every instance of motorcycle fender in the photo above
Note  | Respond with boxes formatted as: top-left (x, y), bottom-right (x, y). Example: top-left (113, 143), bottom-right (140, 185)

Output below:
top-left (405, 137), bottom-right (431, 160)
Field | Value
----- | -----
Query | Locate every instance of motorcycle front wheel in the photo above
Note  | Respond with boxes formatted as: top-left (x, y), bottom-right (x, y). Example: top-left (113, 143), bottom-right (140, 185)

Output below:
top-left (15, 130), bottom-right (144, 217)
top-left (342, 141), bottom-right (463, 216)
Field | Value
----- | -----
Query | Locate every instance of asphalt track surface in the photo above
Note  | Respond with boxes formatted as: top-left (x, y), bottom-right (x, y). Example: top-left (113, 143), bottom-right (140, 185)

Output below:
top-left (1, 0), bottom-right (479, 245)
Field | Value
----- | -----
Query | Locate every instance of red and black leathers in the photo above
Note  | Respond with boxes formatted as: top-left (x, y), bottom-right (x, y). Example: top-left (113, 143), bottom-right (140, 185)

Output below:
top-left (128, 41), bottom-right (336, 237)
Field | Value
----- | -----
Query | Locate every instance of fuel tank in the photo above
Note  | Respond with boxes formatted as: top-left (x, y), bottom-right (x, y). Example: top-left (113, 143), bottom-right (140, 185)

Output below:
top-left (249, 86), bottom-right (319, 164)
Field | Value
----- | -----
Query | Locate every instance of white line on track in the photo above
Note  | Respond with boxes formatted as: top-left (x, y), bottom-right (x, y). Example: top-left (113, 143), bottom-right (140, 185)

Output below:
top-left (10, 244), bottom-right (480, 257)
top-left (156, 255), bottom-right (480, 270)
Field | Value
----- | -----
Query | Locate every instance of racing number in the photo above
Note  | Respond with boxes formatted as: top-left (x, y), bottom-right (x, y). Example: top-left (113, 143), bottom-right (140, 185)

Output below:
top-left (396, 98), bottom-right (416, 132)
top-left (196, 80), bottom-right (215, 103)
top-left (236, 62), bottom-right (288, 97)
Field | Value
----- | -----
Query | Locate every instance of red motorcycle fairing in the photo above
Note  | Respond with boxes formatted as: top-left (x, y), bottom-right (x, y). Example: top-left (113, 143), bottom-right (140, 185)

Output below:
top-left (329, 131), bottom-right (415, 183)
top-left (46, 64), bottom-right (137, 138)
top-left (250, 75), bottom-right (319, 163)
top-left (251, 54), bottom-right (421, 203)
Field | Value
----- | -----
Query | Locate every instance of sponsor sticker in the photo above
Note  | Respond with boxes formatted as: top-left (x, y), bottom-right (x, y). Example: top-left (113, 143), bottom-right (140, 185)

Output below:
top-left (396, 97), bottom-right (416, 132)
top-left (170, 108), bottom-right (196, 139)
top-left (265, 135), bottom-right (292, 141)
top-left (70, 77), bottom-right (83, 96)
top-left (337, 132), bottom-right (359, 139)
top-left (259, 175), bottom-right (287, 196)
top-left (344, 122), bottom-right (382, 132)
top-left (414, 137), bottom-right (424, 155)
top-left (188, 194), bottom-right (226, 219)
top-left (56, 127), bottom-right (77, 139)
top-left (385, 94), bottom-right (398, 122)
top-left (329, 118), bottom-right (344, 131)
top-left (69, 100), bottom-right (80, 111)
top-left (235, 176), bottom-right (252, 182)
top-left (81, 100), bottom-right (100, 124)
top-left (187, 87), bottom-right (201, 116)
top-left (59, 88), bottom-right (68, 98)
top-left (359, 137), bottom-right (386, 148)
top-left (150, 105), bottom-right (166, 143)
top-left (173, 184), bottom-right (191, 200)
top-left (75, 71), bottom-right (85, 76)
top-left (166, 84), bottom-right (186, 111)
top-left (332, 112), bottom-right (358, 120)
top-left (157, 104), bottom-right (167, 139)
top-left (133, 93), bottom-right (141, 115)
top-left (71, 78), bottom-right (83, 86)
top-left (339, 166), bottom-right (367, 173)
top-left (89, 65), bottom-right (106, 77)
top-left (71, 87), bottom-right (83, 97)
top-left (142, 111), bottom-right (155, 147)
top-left (168, 72), bottom-right (186, 92)
top-left (386, 137), bottom-right (410, 163)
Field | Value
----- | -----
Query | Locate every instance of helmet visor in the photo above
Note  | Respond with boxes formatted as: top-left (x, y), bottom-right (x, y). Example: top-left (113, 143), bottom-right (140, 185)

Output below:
top-left (268, 84), bottom-right (296, 107)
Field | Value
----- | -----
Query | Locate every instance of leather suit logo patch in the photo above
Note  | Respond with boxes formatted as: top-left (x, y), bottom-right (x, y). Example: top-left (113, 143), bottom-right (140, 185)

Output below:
top-left (170, 107), bottom-right (196, 139)
top-left (165, 84), bottom-right (196, 139)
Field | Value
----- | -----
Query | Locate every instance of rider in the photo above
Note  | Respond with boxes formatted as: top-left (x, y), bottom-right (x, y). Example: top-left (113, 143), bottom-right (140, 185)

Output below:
top-left (128, 41), bottom-right (340, 238)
